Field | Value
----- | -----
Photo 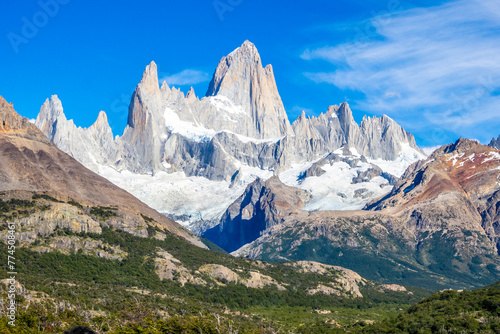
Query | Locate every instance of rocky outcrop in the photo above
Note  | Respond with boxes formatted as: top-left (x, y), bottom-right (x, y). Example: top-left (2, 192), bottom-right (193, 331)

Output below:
top-left (199, 264), bottom-right (240, 284)
top-left (31, 235), bottom-right (127, 260)
top-left (203, 176), bottom-right (310, 252)
top-left (378, 284), bottom-right (408, 293)
top-left (289, 261), bottom-right (366, 298)
top-left (242, 271), bottom-right (286, 290)
top-left (198, 264), bottom-right (286, 290)
top-left (489, 135), bottom-right (500, 150)
top-left (0, 97), bottom-right (50, 144)
top-left (12, 202), bottom-right (102, 244)
top-left (154, 250), bottom-right (206, 286)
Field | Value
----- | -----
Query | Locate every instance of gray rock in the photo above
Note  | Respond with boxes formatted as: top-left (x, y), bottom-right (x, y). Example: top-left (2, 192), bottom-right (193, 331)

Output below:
top-left (352, 165), bottom-right (384, 184)
top-left (203, 176), bottom-right (310, 252)
top-left (489, 135), bottom-right (500, 150)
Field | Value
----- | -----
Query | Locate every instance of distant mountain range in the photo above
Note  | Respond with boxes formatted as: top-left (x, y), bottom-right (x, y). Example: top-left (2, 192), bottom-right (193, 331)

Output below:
top-left (490, 135), bottom-right (500, 150)
top-left (34, 40), bottom-right (425, 233)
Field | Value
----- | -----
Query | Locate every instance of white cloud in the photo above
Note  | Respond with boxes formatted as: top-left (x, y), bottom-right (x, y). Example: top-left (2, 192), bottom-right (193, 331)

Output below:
top-left (302, 0), bottom-right (500, 143)
top-left (422, 145), bottom-right (441, 155)
top-left (159, 69), bottom-right (210, 86)
top-left (383, 91), bottom-right (401, 99)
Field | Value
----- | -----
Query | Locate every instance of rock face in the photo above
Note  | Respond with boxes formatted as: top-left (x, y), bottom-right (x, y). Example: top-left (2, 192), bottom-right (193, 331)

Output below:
top-left (35, 95), bottom-right (118, 171)
top-left (203, 176), bottom-right (310, 252)
top-left (154, 250), bottom-right (206, 286)
top-left (232, 139), bottom-right (500, 289)
top-left (205, 40), bottom-right (293, 139)
top-left (199, 264), bottom-right (286, 290)
top-left (289, 104), bottom-right (423, 163)
top-left (32, 235), bottom-right (127, 261)
top-left (489, 135), bottom-right (500, 150)
top-left (120, 61), bottom-right (165, 173)
top-left (289, 261), bottom-right (366, 298)
top-left (0, 95), bottom-right (204, 248)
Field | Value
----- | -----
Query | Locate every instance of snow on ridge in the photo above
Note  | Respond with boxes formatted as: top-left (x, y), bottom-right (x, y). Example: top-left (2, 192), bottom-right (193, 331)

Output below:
top-left (209, 95), bottom-right (247, 115)
top-left (368, 142), bottom-right (426, 177)
top-left (164, 107), bottom-right (216, 142)
top-left (229, 132), bottom-right (284, 144)
top-left (164, 106), bottom-right (283, 145)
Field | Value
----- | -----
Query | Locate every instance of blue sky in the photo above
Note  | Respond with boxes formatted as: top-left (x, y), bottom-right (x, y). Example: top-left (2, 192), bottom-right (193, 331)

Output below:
top-left (1, 0), bottom-right (499, 148)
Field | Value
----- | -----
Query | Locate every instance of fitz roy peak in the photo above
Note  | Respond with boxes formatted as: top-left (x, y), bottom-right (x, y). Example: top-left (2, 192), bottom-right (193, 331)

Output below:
top-left (205, 40), bottom-right (293, 139)
top-left (35, 40), bottom-right (425, 230)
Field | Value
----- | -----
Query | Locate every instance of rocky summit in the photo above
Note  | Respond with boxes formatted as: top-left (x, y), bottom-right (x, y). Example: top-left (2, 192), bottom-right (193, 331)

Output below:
top-left (489, 134), bottom-right (500, 150)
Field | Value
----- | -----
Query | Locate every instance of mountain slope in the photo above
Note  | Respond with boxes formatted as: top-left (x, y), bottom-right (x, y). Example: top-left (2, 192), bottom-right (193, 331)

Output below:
top-left (1, 96), bottom-right (203, 247)
top-left (357, 281), bottom-right (500, 333)
top-left (231, 139), bottom-right (500, 289)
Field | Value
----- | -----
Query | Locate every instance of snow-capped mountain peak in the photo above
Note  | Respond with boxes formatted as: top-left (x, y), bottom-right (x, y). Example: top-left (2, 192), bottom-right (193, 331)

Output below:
top-left (34, 40), bottom-right (427, 234)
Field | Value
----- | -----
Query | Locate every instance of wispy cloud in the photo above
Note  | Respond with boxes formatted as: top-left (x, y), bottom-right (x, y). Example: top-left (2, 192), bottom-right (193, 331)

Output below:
top-left (159, 69), bottom-right (210, 86)
top-left (302, 0), bottom-right (500, 144)
top-left (291, 105), bottom-right (314, 115)
top-left (422, 145), bottom-right (441, 156)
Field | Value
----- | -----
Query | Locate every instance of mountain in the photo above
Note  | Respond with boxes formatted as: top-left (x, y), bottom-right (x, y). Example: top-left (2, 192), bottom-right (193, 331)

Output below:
top-left (2, 95), bottom-right (203, 247)
top-left (36, 95), bottom-right (118, 170)
top-left (205, 40), bottom-right (293, 139)
top-left (290, 103), bottom-right (422, 162)
top-left (34, 40), bottom-right (425, 232)
top-left (489, 134), bottom-right (500, 150)
top-left (0, 96), bottom-right (425, 332)
top-left (229, 138), bottom-right (500, 289)
top-left (203, 176), bottom-right (310, 252)
top-left (368, 138), bottom-right (500, 252)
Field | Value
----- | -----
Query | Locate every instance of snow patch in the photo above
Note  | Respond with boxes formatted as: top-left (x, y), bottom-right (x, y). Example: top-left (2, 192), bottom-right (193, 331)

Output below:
top-left (447, 153), bottom-right (465, 166)
top-left (368, 143), bottom-right (426, 177)
top-left (164, 106), bottom-right (282, 145)
top-left (229, 132), bottom-right (284, 144)
top-left (209, 95), bottom-right (247, 116)
top-left (280, 158), bottom-right (391, 212)
top-left (164, 107), bottom-right (216, 142)
top-left (483, 151), bottom-right (500, 163)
